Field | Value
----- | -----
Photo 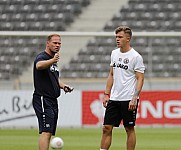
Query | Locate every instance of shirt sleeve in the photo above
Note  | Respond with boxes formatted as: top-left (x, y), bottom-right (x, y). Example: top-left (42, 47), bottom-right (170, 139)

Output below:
top-left (35, 54), bottom-right (45, 64)
top-left (110, 51), bottom-right (114, 67)
top-left (134, 55), bottom-right (145, 73)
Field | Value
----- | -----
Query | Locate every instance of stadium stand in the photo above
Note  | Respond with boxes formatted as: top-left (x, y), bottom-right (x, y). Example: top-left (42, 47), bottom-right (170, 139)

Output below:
top-left (0, 0), bottom-right (91, 80)
top-left (0, 0), bottom-right (90, 31)
top-left (0, 0), bottom-right (181, 81)
top-left (61, 0), bottom-right (181, 78)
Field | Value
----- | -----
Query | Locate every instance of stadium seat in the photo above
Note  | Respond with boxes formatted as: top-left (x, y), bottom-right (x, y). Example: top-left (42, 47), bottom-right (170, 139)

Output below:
top-left (0, 0), bottom-right (90, 80)
top-left (60, 0), bottom-right (181, 78)
top-left (0, 0), bottom-right (180, 79)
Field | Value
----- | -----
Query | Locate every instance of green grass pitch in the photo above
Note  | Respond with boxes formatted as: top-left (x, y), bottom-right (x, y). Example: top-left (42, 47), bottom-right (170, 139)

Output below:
top-left (0, 127), bottom-right (181, 150)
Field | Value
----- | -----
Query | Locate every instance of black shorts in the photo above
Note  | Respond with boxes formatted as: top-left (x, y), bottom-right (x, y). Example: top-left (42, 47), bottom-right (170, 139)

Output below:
top-left (32, 95), bottom-right (58, 135)
top-left (103, 100), bottom-right (139, 127)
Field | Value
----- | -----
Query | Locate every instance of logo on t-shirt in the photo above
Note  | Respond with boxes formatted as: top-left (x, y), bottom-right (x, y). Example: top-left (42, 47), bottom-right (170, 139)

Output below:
top-left (123, 58), bottom-right (129, 64)
top-left (50, 63), bottom-right (59, 72)
top-left (113, 58), bottom-right (129, 70)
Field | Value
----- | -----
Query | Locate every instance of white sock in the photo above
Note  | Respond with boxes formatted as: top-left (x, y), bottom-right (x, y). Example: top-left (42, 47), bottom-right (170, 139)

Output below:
top-left (100, 149), bottom-right (107, 150)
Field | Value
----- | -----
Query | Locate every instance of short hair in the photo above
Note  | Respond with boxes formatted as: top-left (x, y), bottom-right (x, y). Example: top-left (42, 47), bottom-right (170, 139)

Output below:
top-left (115, 26), bottom-right (132, 39)
top-left (47, 34), bottom-right (61, 41)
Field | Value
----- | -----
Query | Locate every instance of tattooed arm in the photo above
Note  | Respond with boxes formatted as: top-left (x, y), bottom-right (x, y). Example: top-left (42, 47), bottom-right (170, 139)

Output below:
top-left (128, 71), bottom-right (144, 111)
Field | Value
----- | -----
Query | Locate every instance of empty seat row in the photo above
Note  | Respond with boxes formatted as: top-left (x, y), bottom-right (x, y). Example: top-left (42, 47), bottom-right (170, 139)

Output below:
top-left (0, 0), bottom-right (180, 80)
top-left (0, 0), bottom-right (91, 31)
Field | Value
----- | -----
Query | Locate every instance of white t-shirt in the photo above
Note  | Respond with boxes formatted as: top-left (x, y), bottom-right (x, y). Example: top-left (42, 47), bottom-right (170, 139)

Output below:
top-left (110, 48), bottom-right (145, 101)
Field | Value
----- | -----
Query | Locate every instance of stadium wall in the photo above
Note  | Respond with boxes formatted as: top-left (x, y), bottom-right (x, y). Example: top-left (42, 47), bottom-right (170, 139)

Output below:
top-left (0, 90), bottom-right (181, 128)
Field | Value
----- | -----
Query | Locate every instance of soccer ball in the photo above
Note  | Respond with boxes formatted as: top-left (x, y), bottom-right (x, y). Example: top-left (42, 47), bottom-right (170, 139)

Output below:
top-left (50, 137), bottom-right (64, 149)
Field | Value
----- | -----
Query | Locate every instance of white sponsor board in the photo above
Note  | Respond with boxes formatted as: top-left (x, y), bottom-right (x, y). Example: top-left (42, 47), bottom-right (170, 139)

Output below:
top-left (59, 91), bottom-right (82, 127)
top-left (0, 90), bottom-right (81, 128)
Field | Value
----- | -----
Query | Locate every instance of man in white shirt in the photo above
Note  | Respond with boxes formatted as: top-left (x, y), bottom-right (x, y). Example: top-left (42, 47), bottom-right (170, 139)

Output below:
top-left (100, 26), bottom-right (145, 150)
